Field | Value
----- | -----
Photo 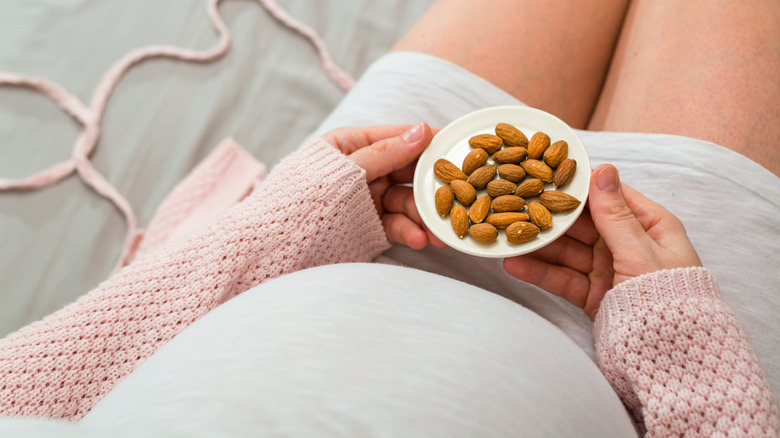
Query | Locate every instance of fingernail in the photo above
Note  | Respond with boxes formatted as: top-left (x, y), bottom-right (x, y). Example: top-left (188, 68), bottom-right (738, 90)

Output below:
top-left (596, 165), bottom-right (619, 192)
top-left (401, 122), bottom-right (424, 144)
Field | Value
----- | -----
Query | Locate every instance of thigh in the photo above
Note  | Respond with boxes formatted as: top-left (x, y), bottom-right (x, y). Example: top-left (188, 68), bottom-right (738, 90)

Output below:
top-left (392, 0), bottom-right (629, 129)
top-left (589, 0), bottom-right (780, 175)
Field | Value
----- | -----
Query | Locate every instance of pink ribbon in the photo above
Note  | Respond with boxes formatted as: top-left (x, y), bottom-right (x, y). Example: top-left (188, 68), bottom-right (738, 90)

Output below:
top-left (0, 0), bottom-right (354, 271)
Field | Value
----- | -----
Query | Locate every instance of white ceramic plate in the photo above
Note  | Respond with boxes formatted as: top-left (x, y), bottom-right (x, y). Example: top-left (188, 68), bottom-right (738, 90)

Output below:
top-left (413, 106), bottom-right (590, 258)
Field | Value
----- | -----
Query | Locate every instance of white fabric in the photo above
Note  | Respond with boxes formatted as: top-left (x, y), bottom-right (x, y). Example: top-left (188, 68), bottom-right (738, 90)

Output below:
top-left (313, 51), bottom-right (780, 398)
top-left (0, 419), bottom-right (127, 438)
top-left (70, 264), bottom-right (633, 437)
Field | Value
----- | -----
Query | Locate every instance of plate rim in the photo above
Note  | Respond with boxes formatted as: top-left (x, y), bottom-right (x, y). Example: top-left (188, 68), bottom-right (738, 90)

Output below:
top-left (413, 105), bottom-right (591, 258)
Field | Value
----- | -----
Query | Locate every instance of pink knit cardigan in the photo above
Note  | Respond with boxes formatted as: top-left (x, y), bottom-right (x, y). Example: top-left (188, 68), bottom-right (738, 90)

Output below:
top-left (0, 138), bottom-right (390, 419)
top-left (0, 138), bottom-right (778, 436)
top-left (595, 268), bottom-right (779, 436)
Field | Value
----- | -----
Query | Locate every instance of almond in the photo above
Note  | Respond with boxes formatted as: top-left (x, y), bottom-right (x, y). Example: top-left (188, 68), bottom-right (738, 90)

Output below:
top-left (553, 158), bottom-right (576, 188)
top-left (543, 140), bottom-right (568, 168)
top-left (506, 221), bottom-right (540, 244)
top-left (468, 223), bottom-right (498, 244)
top-left (486, 179), bottom-right (516, 197)
top-left (434, 158), bottom-right (467, 183)
top-left (451, 179), bottom-right (477, 206)
top-left (492, 147), bottom-right (527, 164)
top-left (468, 134), bottom-right (503, 154)
top-left (469, 195), bottom-right (491, 223)
top-left (497, 164), bottom-right (526, 182)
top-left (495, 123), bottom-right (528, 148)
top-left (528, 200), bottom-right (553, 230)
top-left (485, 212), bottom-right (530, 228)
top-left (450, 204), bottom-right (469, 238)
top-left (539, 191), bottom-right (581, 213)
top-left (434, 185), bottom-right (454, 217)
top-left (462, 148), bottom-right (489, 175)
top-left (491, 195), bottom-right (526, 212)
top-left (514, 178), bottom-right (545, 198)
top-left (527, 132), bottom-right (551, 160)
top-left (467, 164), bottom-right (497, 189)
top-left (520, 159), bottom-right (554, 183)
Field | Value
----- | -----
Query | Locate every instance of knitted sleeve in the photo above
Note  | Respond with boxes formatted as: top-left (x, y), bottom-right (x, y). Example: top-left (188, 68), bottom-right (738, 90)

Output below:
top-left (593, 267), bottom-right (780, 437)
top-left (0, 138), bottom-right (390, 420)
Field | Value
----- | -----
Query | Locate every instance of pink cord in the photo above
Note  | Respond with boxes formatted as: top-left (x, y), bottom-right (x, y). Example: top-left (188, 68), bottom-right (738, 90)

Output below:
top-left (0, 0), bottom-right (355, 271)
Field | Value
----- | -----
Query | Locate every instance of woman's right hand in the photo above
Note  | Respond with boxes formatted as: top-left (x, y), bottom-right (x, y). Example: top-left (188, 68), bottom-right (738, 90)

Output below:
top-left (322, 123), bottom-right (446, 250)
top-left (503, 164), bottom-right (703, 320)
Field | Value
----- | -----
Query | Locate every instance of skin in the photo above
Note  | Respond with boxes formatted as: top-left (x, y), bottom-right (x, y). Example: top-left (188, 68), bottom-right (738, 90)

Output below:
top-left (588, 0), bottom-right (780, 175)
top-left (394, 0), bottom-right (780, 175)
top-left (504, 164), bottom-right (702, 319)
top-left (321, 123), bottom-right (702, 319)
top-left (322, 123), bottom-right (446, 251)
top-left (392, 0), bottom-right (630, 130)
top-left (322, 0), bottom-right (777, 315)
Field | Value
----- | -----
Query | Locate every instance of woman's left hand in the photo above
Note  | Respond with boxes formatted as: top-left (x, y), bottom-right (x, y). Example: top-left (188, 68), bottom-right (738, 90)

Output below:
top-left (322, 122), bottom-right (445, 250)
top-left (502, 164), bottom-right (702, 320)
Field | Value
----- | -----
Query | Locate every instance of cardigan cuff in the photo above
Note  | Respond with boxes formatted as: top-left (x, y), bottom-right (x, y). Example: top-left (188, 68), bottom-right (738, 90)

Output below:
top-left (593, 267), bottom-right (720, 339)
top-left (262, 136), bottom-right (391, 259)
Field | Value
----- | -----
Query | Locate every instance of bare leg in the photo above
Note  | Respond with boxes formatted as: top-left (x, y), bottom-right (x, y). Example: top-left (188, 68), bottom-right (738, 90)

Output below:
top-left (589, 0), bottom-right (780, 175)
top-left (392, 0), bottom-right (629, 129)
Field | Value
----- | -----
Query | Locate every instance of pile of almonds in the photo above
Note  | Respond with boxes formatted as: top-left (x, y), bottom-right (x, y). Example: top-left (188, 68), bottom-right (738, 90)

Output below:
top-left (433, 122), bottom-right (581, 245)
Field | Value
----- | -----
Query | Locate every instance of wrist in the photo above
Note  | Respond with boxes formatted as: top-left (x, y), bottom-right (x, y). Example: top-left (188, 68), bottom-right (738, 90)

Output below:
top-left (258, 137), bottom-right (389, 252)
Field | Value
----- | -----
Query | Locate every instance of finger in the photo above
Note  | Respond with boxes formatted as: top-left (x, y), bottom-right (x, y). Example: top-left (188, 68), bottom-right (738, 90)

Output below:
top-left (322, 124), bottom-right (442, 155)
top-left (382, 213), bottom-right (429, 250)
top-left (389, 161), bottom-right (418, 184)
top-left (382, 185), bottom-right (423, 224)
top-left (383, 185), bottom-right (445, 248)
top-left (592, 168), bottom-right (679, 239)
top-left (620, 182), bottom-right (702, 266)
top-left (425, 226), bottom-right (447, 248)
top-left (562, 208), bottom-right (599, 246)
top-left (620, 183), bottom-right (669, 230)
top-left (368, 177), bottom-right (390, 216)
top-left (620, 183), bottom-right (689, 244)
top-left (503, 256), bottom-right (590, 309)
top-left (525, 235), bottom-right (594, 275)
top-left (583, 237), bottom-right (615, 320)
top-left (588, 164), bottom-right (654, 252)
top-left (349, 122), bottom-right (434, 183)
top-left (322, 125), bottom-right (417, 154)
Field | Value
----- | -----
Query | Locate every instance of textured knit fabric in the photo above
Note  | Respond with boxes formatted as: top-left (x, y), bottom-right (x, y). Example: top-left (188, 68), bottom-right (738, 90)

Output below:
top-left (0, 138), bottom-right (390, 420)
top-left (133, 138), bottom-right (266, 262)
top-left (594, 267), bottom-right (780, 437)
top-left (1, 139), bottom-right (778, 435)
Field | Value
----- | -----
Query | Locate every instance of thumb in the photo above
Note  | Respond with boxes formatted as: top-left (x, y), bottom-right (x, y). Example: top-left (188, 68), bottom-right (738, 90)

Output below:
top-left (348, 122), bottom-right (432, 182)
top-left (588, 164), bottom-right (649, 250)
